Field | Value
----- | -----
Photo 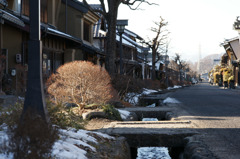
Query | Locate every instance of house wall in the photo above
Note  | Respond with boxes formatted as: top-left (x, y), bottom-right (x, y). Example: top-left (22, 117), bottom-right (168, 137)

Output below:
top-left (47, 0), bottom-right (62, 27)
top-left (2, 25), bottom-right (22, 71)
top-left (1, 23), bottom-right (24, 94)
top-left (58, 3), bottom-right (83, 39)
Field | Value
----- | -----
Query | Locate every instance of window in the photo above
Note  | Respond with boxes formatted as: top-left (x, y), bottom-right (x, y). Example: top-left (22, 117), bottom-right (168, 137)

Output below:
top-left (41, 0), bottom-right (48, 23)
top-left (13, 0), bottom-right (21, 12)
top-left (22, 0), bottom-right (29, 16)
top-left (84, 21), bottom-right (90, 42)
top-left (21, 0), bottom-right (47, 23)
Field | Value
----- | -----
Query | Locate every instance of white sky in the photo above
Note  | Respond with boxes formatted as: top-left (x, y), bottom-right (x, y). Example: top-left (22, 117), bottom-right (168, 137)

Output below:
top-left (87, 0), bottom-right (240, 62)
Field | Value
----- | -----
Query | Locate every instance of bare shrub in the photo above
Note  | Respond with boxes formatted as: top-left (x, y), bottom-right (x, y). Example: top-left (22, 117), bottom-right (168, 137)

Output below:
top-left (46, 61), bottom-right (115, 111)
top-left (111, 74), bottom-right (143, 100)
top-left (143, 79), bottom-right (164, 90)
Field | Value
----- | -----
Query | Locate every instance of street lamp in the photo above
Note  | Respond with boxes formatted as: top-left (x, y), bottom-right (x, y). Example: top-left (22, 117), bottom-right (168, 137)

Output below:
top-left (141, 47), bottom-right (149, 79)
top-left (234, 16), bottom-right (240, 46)
top-left (233, 16), bottom-right (240, 31)
top-left (116, 19), bottom-right (128, 74)
top-left (22, 0), bottom-right (49, 122)
top-left (164, 55), bottom-right (170, 87)
top-left (143, 47), bottom-right (149, 62)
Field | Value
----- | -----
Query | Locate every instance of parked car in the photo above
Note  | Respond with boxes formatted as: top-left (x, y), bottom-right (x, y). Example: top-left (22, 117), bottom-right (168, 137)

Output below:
top-left (191, 78), bottom-right (198, 84)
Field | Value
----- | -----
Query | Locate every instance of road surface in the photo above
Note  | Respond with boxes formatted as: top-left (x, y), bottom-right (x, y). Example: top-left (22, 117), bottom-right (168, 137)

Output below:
top-left (170, 82), bottom-right (240, 159)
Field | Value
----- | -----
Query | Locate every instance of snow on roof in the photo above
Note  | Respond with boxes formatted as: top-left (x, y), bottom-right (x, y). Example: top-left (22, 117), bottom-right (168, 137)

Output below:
top-left (124, 29), bottom-right (143, 40)
top-left (148, 61), bottom-right (164, 70)
top-left (116, 33), bottom-right (135, 48)
top-left (122, 34), bottom-right (139, 46)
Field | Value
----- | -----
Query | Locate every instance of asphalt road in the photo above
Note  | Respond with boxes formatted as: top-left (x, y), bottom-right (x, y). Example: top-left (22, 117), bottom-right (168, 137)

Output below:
top-left (170, 82), bottom-right (240, 159)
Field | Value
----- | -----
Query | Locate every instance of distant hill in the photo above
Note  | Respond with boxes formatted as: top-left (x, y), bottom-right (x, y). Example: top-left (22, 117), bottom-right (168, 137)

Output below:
top-left (188, 53), bottom-right (223, 74)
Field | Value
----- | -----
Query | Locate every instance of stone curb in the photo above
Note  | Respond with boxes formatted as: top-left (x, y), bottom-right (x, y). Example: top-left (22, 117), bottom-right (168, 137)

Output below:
top-left (183, 135), bottom-right (217, 159)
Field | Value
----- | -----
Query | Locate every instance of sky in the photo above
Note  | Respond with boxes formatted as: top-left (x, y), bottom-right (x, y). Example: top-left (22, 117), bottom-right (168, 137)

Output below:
top-left (87, 0), bottom-right (240, 62)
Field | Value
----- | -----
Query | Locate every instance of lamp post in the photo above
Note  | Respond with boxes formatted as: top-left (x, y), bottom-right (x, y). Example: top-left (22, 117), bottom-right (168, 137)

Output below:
top-left (143, 47), bottom-right (149, 79)
top-left (234, 16), bottom-right (240, 44)
top-left (116, 20), bottom-right (128, 75)
top-left (22, 0), bottom-right (49, 122)
top-left (164, 54), bottom-right (170, 87)
top-left (233, 17), bottom-right (240, 31)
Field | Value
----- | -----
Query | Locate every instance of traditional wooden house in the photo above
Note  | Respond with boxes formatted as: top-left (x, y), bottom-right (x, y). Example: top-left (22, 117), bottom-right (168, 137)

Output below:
top-left (92, 4), bottom-right (148, 78)
top-left (117, 29), bottom-right (145, 78)
top-left (222, 37), bottom-right (240, 87)
top-left (146, 53), bottom-right (166, 80)
top-left (0, 0), bottom-right (100, 95)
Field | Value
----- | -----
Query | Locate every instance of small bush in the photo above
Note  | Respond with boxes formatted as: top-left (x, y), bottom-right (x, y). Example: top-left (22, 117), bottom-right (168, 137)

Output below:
top-left (47, 101), bottom-right (86, 129)
top-left (47, 61), bottom-right (116, 113)
top-left (0, 102), bottom-right (23, 127)
top-left (102, 105), bottom-right (122, 121)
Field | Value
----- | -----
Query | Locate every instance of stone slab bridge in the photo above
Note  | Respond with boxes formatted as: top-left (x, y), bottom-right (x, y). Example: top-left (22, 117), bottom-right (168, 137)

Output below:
top-left (98, 119), bottom-right (198, 148)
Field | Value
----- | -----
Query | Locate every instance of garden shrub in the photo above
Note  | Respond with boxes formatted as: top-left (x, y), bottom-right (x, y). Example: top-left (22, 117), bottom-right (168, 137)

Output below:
top-left (223, 71), bottom-right (230, 82)
top-left (47, 101), bottom-right (86, 129)
top-left (143, 79), bottom-right (163, 90)
top-left (46, 61), bottom-right (116, 113)
top-left (213, 72), bottom-right (220, 84)
top-left (0, 102), bottom-right (23, 127)
top-left (102, 104), bottom-right (122, 121)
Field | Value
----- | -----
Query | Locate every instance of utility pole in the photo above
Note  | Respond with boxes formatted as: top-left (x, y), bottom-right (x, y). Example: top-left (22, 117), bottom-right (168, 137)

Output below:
top-left (22, 0), bottom-right (49, 122)
top-left (197, 44), bottom-right (201, 74)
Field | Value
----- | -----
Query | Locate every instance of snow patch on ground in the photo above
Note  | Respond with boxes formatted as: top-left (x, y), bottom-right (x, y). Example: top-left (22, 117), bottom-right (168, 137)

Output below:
top-left (0, 124), bottom-right (115, 159)
top-left (137, 147), bottom-right (171, 159)
top-left (173, 85), bottom-right (182, 89)
top-left (167, 85), bottom-right (182, 90)
top-left (142, 118), bottom-right (158, 121)
top-left (142, 88), bottom-right (158, 94)
top-left (125, 88), bottom-right (159, 105)
top-left (117, 109), bottom-right (131, 120)
top-left (146, 103), bottom-right (156, 108)
top-left (163, 97), bottom-right (181, 104)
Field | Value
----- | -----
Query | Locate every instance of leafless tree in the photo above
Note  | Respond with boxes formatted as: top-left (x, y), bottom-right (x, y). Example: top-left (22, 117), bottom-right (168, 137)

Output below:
top-left (174, 53), bottom-right (187, 82)
top-left (88, 0), bottom-right (156, 75)
top-left (146, 16), bottom-right (169, 80)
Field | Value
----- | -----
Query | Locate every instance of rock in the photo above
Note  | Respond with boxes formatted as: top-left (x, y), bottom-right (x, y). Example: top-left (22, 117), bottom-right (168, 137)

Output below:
top-left (122, 112), bottom-right (138, 121)
top-left (86, 136), bottom-right (131, 159)
top-left (165, 112), bottom-right (173, 120)
top-left (63, 103), bottom-right (78, 108)
top-left (82, 110), bottom-right (106, 120)
top-left (183, 135), bottom-right (216, 159)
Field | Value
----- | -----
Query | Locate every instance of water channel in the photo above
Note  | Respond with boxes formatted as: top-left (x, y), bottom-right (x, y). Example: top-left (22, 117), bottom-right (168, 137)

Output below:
top-left (136, 118), bottom-right (171, 159)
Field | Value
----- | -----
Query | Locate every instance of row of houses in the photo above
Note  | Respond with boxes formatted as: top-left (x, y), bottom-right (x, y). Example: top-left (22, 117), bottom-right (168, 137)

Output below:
top-left (0, 0), bottom-right (167, 95)
top-left (209, 35), bottom-right (240, 87)
top-left (222, 37), bottom-right (240, 87)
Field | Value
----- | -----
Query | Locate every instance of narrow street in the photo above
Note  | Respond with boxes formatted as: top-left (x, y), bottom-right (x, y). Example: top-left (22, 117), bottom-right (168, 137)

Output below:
top-left (171, 82), bottom-right (240, 159)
